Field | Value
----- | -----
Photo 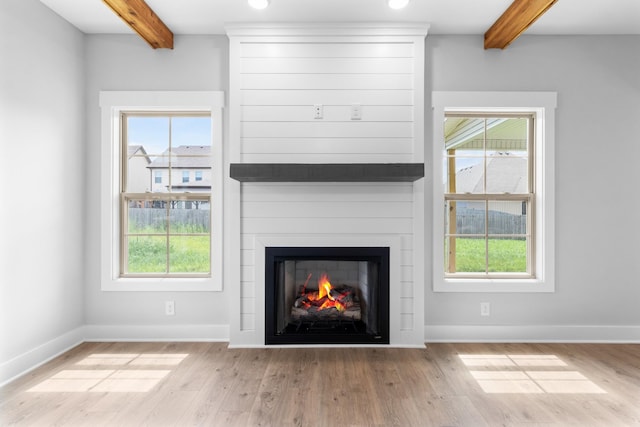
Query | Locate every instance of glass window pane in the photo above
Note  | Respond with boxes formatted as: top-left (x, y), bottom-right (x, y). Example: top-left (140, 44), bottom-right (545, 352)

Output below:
top-left (126, 149), bottom-right (152, 193)
top-left (485, 117), bottom-right (528, 153)
top-left (450, 237), bottom-right (486, 273)
top-left (126, 236), bottom-right (167, 273)
top-left (168, 202), bottom-right (210, 233)
top-left (488, 200), bottom-right (528, 235)
top-left (127, 116), bottom-right (170, 157)
top-left (486, 154), bottom-right (528, 194)
top-left (488, 237), bottom-right (528, 273)
top-left (171, 116), bottom-right (211, 148)
top-left (169, 153), bottom-right (212, 193)
top-left (446, 200), bottom-right (486, 236)
top-left (448, 156), bottom-right (484, 194)
top-left (444, 117), bottom-right (485, 151)
top-left (485, 117), bottom-right (529, 194)
top-left (127, 200), bottom-right (167, 233)
top-left (169, 236), bottom-right (210, 273)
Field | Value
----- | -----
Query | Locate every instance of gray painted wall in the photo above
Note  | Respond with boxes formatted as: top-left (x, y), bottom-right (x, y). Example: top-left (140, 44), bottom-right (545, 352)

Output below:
top-left (0, 0), bottom-right (85, 373)
top-left (85, 34), bottom-right (640, 331)
top-left (425, 35), bottom-right (640, 329)
top-left (83, 34), bottom-right (231, 328)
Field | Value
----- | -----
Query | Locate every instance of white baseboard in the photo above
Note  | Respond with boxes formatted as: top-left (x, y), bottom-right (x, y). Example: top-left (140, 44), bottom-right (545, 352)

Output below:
top-left (0, 324), bottom-right (229, 387)
top-left (5, 323), bottom-right (638, 387)
top-left (0, 327), bottom-right (85, 387)
top-left (83, 324), bottom-right (230, 342)
top-left (425, 324), bottom-right (640, 343)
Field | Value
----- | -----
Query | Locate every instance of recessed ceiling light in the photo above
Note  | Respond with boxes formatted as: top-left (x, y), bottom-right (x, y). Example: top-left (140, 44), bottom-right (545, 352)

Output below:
top-left (248, 0), bottom-right (270, 9)
top-left (387, 0), bottom-right (410, 10)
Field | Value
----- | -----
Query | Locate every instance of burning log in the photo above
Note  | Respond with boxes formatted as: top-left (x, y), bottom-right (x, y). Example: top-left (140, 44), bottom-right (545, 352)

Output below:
top-left (291, 273), bottom-right (361, 321)
top-left (291, 303), bottom-right (361, 321)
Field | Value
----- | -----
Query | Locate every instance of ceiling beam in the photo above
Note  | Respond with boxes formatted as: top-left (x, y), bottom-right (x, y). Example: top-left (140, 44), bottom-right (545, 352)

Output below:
top-left (484, 0), bottom-right (557, 49)
top-left (102, 0), bottom-right (173, 49)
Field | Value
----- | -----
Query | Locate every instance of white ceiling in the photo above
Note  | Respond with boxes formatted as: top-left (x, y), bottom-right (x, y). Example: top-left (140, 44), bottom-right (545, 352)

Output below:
top-left (40, 0), bottom-right (640, 36)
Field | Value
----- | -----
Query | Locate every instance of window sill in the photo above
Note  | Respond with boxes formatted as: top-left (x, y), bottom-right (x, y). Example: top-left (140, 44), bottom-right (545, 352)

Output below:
top-left (101, 277), bottom-right (217, 292)
top-left (434, 277), bottom-right (554, 293)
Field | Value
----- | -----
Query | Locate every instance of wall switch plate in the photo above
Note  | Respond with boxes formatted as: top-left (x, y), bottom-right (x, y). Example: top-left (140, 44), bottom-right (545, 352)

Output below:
top-left (350, 104), bottom-right (362, 120)
top-left (165, 301), bottom-right (175, 316)
top-left (480, 302), bottom-right (490, 316)
top-left (314, 104), bottom-right (323, 119)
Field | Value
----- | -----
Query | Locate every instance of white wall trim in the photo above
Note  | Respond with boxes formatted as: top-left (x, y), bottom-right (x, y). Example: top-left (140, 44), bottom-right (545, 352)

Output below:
top-left (225, 22), bottom-right (429, 37)
top-left (0, 327), bottom-right (85, 387)
top-left (83, 324), bottom-right (230, 342)
top-left (5, 323), bottom-right (639, 386)
top-left (425, 325), bottom-right (640, 343)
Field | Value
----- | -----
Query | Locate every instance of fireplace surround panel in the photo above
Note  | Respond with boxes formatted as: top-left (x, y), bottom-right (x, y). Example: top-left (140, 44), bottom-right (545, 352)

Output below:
top-left (227, 24), bottom-right (427, 347)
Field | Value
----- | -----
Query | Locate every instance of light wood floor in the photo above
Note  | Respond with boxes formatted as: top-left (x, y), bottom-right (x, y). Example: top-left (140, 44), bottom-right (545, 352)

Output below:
top-left (1, 342), bottom-right (640, 426)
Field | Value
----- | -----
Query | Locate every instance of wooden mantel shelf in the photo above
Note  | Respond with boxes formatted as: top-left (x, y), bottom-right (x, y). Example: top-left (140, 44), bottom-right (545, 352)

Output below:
top-left (230, 163), bottom-right (425, 183)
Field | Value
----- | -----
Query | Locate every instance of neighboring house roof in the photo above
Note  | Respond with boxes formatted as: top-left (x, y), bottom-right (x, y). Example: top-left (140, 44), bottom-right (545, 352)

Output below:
top-left (456, 153), bottom-right (527, 194)
top-left (147, 145), bottom-right (211, 169)
top-left (128, 145), bottom-right (151, 164)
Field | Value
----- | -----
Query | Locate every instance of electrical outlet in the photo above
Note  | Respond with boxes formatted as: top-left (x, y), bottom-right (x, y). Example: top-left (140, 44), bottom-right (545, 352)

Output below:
top-left (480, 302), bottom-right (490, 316)
top-left (350, 104), bottom-right (362, 120)
top-left (314, 104), bottom-right (323, 119)
top-left (165, 301), bottom-right (175, 316)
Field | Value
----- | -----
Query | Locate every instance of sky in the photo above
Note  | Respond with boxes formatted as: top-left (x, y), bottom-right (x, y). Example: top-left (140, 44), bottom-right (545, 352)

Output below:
top-left (127, 116), bottom-right (211, 157)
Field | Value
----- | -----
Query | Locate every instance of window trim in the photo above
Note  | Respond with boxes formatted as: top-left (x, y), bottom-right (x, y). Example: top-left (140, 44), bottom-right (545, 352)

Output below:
top-left (100, 91), bottom-right (224, 291)
top-left (432, 91), bottom-right (556, 293)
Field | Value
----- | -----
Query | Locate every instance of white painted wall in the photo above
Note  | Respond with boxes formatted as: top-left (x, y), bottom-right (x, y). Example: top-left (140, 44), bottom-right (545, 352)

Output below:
top-left (226, 26), bottom-right (427, 346)
top-left (236, 39), bottom-right (418, 163)
top-left (83, 35), bottom-right (231, 332)
top-left (425, 35), bottom-right (640, 341)
top-left (0, 0), bottom-right (85, 383)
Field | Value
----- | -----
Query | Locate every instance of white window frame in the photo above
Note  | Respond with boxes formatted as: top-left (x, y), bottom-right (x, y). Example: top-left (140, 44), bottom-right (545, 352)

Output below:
top-left (432, 91), bottom-right (556, 293)
top-left (100, 91), bottom-right (224, 291)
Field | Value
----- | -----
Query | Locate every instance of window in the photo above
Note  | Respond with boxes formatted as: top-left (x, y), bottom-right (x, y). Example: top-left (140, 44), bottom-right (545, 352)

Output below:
top-left (100, 91), bottom-right (224, 291)
top-left (195, 171), bottom-right (203, 182)
top-left (432, 92), bottom-right (556, 292)
top-left (122, 113), bottom-right (211, 278)
top-left (444, 113), bottom-right (533, 277)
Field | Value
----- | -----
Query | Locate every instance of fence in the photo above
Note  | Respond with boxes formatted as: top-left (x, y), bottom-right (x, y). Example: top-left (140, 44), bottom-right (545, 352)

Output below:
top-left (453, 207), bottom-right (526, 236)
top-left (128, 206), bottom-right (211, 233)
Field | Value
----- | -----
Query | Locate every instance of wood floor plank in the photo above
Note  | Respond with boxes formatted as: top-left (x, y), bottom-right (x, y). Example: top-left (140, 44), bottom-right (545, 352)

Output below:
top-left (1, 342), bottom-right (640, 426)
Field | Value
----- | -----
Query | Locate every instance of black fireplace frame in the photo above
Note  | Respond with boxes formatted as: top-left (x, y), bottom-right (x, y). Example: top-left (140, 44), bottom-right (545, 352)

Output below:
top-left (265, 246), bottom-right (390, 345)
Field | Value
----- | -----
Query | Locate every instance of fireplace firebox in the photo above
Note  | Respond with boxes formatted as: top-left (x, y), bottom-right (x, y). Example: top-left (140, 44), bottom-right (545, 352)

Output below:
top-left (265, 247), bottom-right (390, 345)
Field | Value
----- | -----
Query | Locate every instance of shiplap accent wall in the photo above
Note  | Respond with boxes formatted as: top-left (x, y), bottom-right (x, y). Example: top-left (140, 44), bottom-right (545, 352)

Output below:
top-left (226, 24), bottom-right (428, 346)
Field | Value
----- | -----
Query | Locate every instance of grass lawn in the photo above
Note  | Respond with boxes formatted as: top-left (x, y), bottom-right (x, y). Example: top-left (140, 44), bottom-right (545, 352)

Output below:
top-left (452, 238), bottom-right (527, 272)
top-left (127, 235), bottom-right (210, 273)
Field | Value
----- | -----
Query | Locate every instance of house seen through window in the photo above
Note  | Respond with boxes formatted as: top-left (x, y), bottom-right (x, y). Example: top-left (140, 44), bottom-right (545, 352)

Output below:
top-left (122, 113), bottom-right (212, 277)
top-left (444, 113), bottom-right (533, 277)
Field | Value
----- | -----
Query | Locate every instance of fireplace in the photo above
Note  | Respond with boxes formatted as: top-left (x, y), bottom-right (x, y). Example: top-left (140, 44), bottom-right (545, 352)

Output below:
top-left (265, 247), bottom-right (390, 345)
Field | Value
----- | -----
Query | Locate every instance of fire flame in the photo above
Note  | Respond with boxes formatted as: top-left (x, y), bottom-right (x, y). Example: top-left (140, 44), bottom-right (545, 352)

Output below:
top-left (302, 273), bottom-right (346, 312)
